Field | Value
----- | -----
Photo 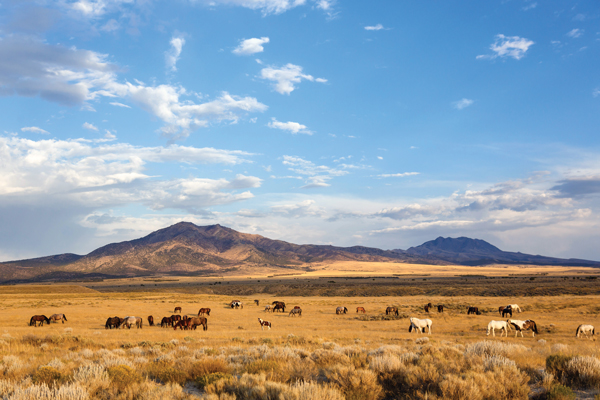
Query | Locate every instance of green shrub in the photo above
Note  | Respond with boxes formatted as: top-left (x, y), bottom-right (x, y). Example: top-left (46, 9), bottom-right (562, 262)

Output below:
top-left (245, 360), bottom-right (280, 375)
top-left (546, 384), bottom-right (575, 400)
top-left (546, 355), bottom-right (573, 382)
top-left (154, 366), bottom-right (188, 385)
top-left (32, 366), bottom-right (62, 386)
top-left (196, 372), bottom-right (232, 389)
top-left (106, 365), bottom-right (142, 389)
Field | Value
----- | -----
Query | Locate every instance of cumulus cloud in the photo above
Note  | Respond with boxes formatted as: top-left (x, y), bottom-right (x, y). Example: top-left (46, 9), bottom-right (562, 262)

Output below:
top-left (268, 118), bottom-right (312, 134)
top-left (166, 35), bottom-right (186, 72)
top-left (233, 37), bottom-right (270, 55)
top-left (365, 24), bottom-right (384, 31)
top-left (477, 34), bottom-right (534, 60)
top-left (259, 63), bottom-right (326, 95)
top-left (21, 127), bottom-right (50, 135)
top-left (566, 29), bottom-right (583, 38)
top-left (83, 122), bottom-right (98, 131)
top-left (453, 98), bottom-right (474, 110)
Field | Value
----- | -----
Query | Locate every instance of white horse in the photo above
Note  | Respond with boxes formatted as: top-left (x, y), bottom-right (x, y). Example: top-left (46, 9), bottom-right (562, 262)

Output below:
top-left (508, 319), bottom-right (537, 337)
top-left (508, 304), bottom-right (522, 313)
top-left (487, 320), bottom-right (511, 337)
top-left (576, 324), bottom-right (595, 339)
top-left (121, 316), bottom-right (142, 329)
top-left (409, 317), bottom-right (432, 334)
top-left (264, 305), bottom-right (273, 312)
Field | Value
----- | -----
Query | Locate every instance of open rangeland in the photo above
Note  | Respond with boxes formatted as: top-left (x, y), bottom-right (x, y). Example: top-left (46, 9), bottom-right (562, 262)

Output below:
top-left (0, 284), bottom-right (599, 399)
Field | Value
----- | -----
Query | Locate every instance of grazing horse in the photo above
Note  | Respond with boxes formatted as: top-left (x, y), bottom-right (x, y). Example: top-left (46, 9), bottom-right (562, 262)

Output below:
top-left (49, 314), bottom-right (67, 324)
top-left (487, 320), bottom-right (511, 337)
top-left (29, 315), bottom-right (50, 327)
top-left (409, 317), bottom-right (432, 334)
top-left (502, 306), bottom-right (513, 318)
top-left (160, 317), bottom-right (173, 328)
top-left (289, 308), bottom-right (302, 317)
top-left (437, 305), bottom-right (444, 313)
top-left (426, 302), bottom-right (433, 308)
top-left (198, 308), bottom-right (211, 317)
top-left (230, 301), bottom-right (243, 309)
top-left (174, 307), bottom-right (182, 313)
top-left (173, 320), bottom-right (188, 330)
top-left (356, 307), bottom-right (366, 314)
top-left (171, 314), bottom-right (182, 323)
top-left (254, 300), bottom-right (260, 306)
top-left (121, 316), bottom-right (142, 329)
top-left (189, 317), bottom-right (208, 331)
top-left (386, 307), bottom-right (399, 316)
top-left (147, 316), bottom-right (154, 326)
top-left (509, 319), bottom-right (538, 337)
top-left (424, 305), bottom-right (430, 313)
top-left (258, 318), bottom-right (271, 330)
top-left (264, 305), bottom-right (273, 312)
top-left (467, 307), bottom-right (479, 315)
top-left (105, 316), bottom-right (121, 329)
top-left (336, 306), bottom-right (348, 314)
top-left (273, 304), bottom-right (286, 313)
top-left (508, 304), bottom-right (522, 313)
top-left (576, 324), bottom-right (595, 339)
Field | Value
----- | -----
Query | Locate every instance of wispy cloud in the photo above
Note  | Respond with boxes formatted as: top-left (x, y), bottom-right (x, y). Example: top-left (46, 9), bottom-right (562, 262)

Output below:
top-left (477, 34), bottom-right (534, 60)
top-left (233, 37), bottom-right (269, 55)
top-left (268, 118), bottom-right (313, 135)
top-left (110, 102), bottom-right (131, 108)
top-left (166, 34), bottom-right (186, 72)
top-left (566, 29), bottom-right (583, 38)
top-left (365, 24), bottom-right (384, 31)
top-left (377, 172), bottom-right (419, 178)
top-left (21, 126), bottom-right (50, 135)
top-left (522, 2), bottom-right (537, 11)
top-left (83, 122), bottom-right (98, 131)
top-left (453, 98), bottom-right (474, 110)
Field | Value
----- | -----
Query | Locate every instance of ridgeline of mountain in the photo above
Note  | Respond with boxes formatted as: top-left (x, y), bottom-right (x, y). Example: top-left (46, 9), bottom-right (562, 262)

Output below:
top-left (397, 236), bottom-right (600, 267)
top-left (1, 224), bottom-right (598, 283)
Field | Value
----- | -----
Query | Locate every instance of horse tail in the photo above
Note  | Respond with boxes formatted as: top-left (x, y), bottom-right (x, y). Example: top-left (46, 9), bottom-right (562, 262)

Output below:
top-left (576, 326), bottom-right (580, 337)
top-left (593, 327), bottom-right (595, 336)
top-left (63, 315), bottom-right (67, 321)
top-left (533, 322), bottom-right (538, 334)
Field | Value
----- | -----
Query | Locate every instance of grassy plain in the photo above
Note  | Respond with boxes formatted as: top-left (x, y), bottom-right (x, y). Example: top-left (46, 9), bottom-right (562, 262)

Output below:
top-left (0, 266), bottom-right (599, 399)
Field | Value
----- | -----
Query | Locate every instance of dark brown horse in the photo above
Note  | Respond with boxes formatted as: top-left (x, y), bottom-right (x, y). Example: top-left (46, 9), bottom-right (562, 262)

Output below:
top-left (467, 307), bottom-right (479, 315)
top-left (105, 316), bottom-right (121, 329)
top-left (174, 306), bottom-right (182, 313)
top-left (386, 307), bottom-right (399, 316)
top-left (502, 306), bottom-right (513, 318)
top-left (173, 320), bottom-right (188, 330)
top-left (171, 314), bottom-right (182, 323)
top-left (29, 315), bottom-right (50, 327)
top-left (356, 307), bottom-right (366, 313)
top-left (437, 305), bottom-right (444, 313)
top-left (254, 300), bottom-right (260, 306)
top-left (424, 305), bottom-right (430, 312)
top-left (198, 308), bottom-right (211, 316)
top-left (161, 317), bottom-right (173, 327)
top-left (147, 315), bottom-right (154, 326)
top-left (273, 303), bottom-right (286, 312)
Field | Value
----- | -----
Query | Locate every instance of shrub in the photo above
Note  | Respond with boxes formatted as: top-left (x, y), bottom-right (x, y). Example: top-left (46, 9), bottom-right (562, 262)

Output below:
top-left (546, 384), bottom-right (576, 400)
top-left (546, 355), bottom-right (573, 382)
top-left (196, 372), bottom-right (233, 389)
top-left (32, 366), bottom-right (62, 386)
top-left (8, 383), bottom-right (88, 400)
top-left (154, 366), bottom-right (188, 385)
top-left (290, 381), bottom-right (345, 400)
top-left (245, 360), bottom-right (280, 376)
top-left (564, 356), bottom-right (600, 388)
top-left (326, 365), bottom-right (383, 400)
top-left (106, 365), bottom-right (142, 390)
top-left (190, 358), bottom-right (232, 377)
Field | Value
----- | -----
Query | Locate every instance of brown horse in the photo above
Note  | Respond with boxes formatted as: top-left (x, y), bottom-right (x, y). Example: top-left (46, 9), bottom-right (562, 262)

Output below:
top-left (254, 300), bottom-right (260, 306)
top-left (173, 320), bottom-right (189, 330)
top-left (509, 319), bottom-right (538, 337)
top-left (49, 314), bottom-right (67, 324)
top-left (356, 307), bottom-right (366, 313)
top-left (189, 317), bottom-right (208, 331)
top-left (273, 304), bottom-right (286, 312)
top-left (467, 307), bottom-right (480, 315)
top-left (437, 305), bottom-right (444, 313)
top-left (171, 314), bottom-right (182, 323)
top-left (29, 315), bottom-right (50, 327)
top-left (161, 317), bottom-right (173, 327)
top-left (198, 308), bottom-right (211, 316)
top-left (386, 307), bottom-right (399, 316)
top-left (174, 306), bottom-right (182, 313)
top-left (502, 306), bottom-right (513, 318)
top-left (147, 315), bottom-right (154, 326)
top-left (105, 316), bottom-right (121, 329)
top-left (424, 305), bottom-right (430, 312)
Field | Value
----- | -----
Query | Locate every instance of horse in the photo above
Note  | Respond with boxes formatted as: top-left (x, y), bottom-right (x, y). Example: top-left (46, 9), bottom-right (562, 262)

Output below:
top-left (467, 307), bottom-right (479, 315)
top-left (273, 304), bottom-right (286, 312)
top-left (437, 305), bottom-right (444, 313)
top-left (173, 320), bottom-right (188, 330)
top-left (230, 301), bottom-right (243, 309)
top-left (147, 316), bottom-right (154, 326)
top-left (29, 315), bottom-right (50, 327)
top-left (289, 308), bottom-right (302, 317)
top-left (189, 317), bottom-right (208, 331)
top-left (386, 307), bottom-right (399, 316)
top-left (258, 318), bottom-right (271, 330)
top-left (121, 316), bottom-right (142, 329)
top-left (409, 317), bottom-right (432, 334)
top-left (264, 305), bottom-right (273, 312)
top-left (508, 304), bottom-right (522, 313)
top-left (49, 314), bottom-right (67, 324)
top-left (487, 320), bottom-right (511, 337)
top-left (336, 306), bottom-right (348, 314)
top-left (254, 300), bottom-right (260, 306)
top-left (424, 305), bottom-right (430, 313)
top-left (171, 314), bottom-right (182, 323)
top-left (502, 306), bottom-right (513, 318)
top-left (105, 317), bottom-right (121, 329)
top-left (576, 324), bottom-right (595, 339)
top-left (198, 308), bottom-right (211, 317)
top-left (174, 307), bottom-right (182, 313)
top-left (160, 317), bottom-right (173, 328)
top-left (272, 301), bottom-right (286, 307)
top-left (508, 319), bottom-right (538, 337)
top-left (426, 302), bottom-right (433, 308)
top-left (356, 307), bottom-right (366, 314)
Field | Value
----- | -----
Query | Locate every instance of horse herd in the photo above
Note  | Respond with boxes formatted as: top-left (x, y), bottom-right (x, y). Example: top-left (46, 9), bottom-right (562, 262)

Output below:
top-left (27, 301), bottom-right (596, 339)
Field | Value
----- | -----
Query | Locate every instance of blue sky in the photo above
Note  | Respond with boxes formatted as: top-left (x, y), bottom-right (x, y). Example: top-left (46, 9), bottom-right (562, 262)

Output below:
top-left (1, 0), bottom-right (600, 261)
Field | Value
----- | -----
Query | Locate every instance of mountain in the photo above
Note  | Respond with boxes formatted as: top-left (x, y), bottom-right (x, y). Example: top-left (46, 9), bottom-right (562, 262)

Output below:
top-left (1, 224), bottom-right (598, 283)
top-left (398, 236), bottom-right (600, 266)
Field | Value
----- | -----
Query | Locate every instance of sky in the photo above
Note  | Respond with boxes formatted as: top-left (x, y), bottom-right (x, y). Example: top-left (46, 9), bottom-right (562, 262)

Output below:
top-left (1, 0), bottom-right (600, 261)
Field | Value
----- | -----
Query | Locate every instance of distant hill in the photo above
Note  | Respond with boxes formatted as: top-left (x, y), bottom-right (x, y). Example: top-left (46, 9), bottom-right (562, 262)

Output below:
top-left (1, 224), bottom-right (598, 283)
top-left (395, 236), bottom-right (600, 267)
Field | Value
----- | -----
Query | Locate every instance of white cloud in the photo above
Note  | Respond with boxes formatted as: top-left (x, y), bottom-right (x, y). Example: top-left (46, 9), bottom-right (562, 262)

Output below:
top-left (192, 0), bottom-right (307, 15)
top-left (233, 37), bottom-right (270, 55)
top-left (282, 155), bottom-right (363, 189)
top-left (271, 199), bottom-right (323, 217)
top-left (83, 122), bottom-right (98, 131)
top-left (259, 63), bottom-right (326, 95)
top-left (268, 118), bottom-right (312, 135)
top-left (365, 24), bottom-right (384, 31)
top-left (110, 102), bottom-right (131, 108)
top-left (377, 172), bottom-right (419, 178)
top-left (453, 98), bottom-right (474, 110)
top-left (477, 34), bottom-right (534, 60)
top-left (522, 2), bottom-right (537, 11)
top-left (594, 88), bottom-right (600, 98)
top-left (166, 35), bottom-right (186, 72)
top-left (21, 127), bottom-right (50, 135)
top-left (567, 29), bottom-right (583, 38)
top-left (100, 18), bottom-right (120, 32)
